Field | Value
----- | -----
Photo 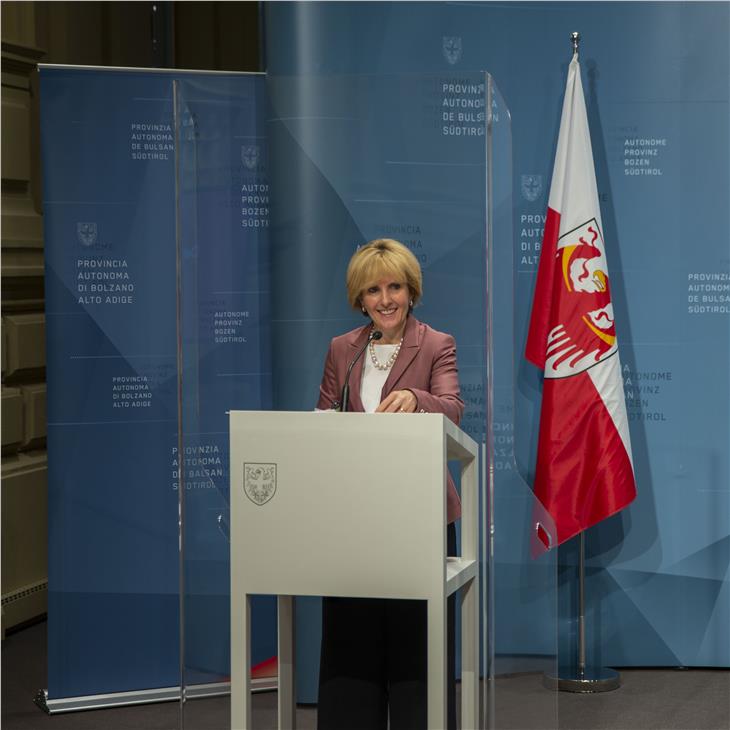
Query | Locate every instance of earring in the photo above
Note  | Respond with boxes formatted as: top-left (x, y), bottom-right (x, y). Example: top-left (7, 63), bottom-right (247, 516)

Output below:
top-left (361, 306), bottom-right (367, 314)
top-left (409, 299), bottom-right (413, 307)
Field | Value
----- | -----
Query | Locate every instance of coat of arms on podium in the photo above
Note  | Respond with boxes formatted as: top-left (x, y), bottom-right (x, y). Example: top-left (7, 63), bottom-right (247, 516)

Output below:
top-left (244, 463), bottom-right (277, 505)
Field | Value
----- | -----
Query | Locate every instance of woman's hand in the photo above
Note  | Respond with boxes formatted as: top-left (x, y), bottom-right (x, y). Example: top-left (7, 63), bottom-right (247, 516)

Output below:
top-left (375, 389), bottom-right (417, 413)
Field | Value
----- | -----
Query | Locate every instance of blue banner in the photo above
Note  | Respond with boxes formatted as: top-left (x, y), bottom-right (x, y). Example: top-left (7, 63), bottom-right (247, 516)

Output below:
top-left (40, 67), bottom-right (273, 701)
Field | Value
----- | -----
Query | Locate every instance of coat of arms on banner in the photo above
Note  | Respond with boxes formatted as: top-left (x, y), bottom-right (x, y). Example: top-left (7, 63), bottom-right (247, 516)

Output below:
top-left (442, 37), bottom-right (462, 65)
top-left (244, 463), bottom-right (277, 505)
top-left (77, 222), bottom-right (97, 247)
top-left (241, 145), bottom-right (260, 171)
top-left (521, 175), bottom-right (543, 202)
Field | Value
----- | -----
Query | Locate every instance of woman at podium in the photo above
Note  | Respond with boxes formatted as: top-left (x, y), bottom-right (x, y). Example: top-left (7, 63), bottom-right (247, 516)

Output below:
top-left (316, 238), bottom-right (463, 730)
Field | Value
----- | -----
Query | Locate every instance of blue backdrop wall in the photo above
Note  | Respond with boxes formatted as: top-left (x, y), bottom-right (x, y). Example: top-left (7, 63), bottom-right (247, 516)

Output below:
top-left (264, 0), bottom-right (730, 671)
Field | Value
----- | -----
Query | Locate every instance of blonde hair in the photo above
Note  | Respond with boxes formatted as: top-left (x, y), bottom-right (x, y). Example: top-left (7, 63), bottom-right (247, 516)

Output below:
top-left (346, 239), bottom-right (423, 310)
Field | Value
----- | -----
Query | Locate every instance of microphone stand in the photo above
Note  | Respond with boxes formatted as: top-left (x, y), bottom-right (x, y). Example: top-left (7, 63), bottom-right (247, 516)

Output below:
top-left (340, 329), bottom-right (381, 412)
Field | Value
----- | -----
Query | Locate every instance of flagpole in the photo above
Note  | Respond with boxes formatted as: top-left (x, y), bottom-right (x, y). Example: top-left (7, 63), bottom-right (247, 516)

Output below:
top-left (540, 32), bottom-right (624, 694)
top-left (578, 530), bottom-right (586, 677)
top-left (571, 31), bottom-right (580, 58)
top-left (544, 529), bottom-right (621, 692)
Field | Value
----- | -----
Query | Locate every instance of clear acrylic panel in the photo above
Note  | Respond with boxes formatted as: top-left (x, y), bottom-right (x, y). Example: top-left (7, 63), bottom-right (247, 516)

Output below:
top-left (175, 73), bottom-right (273, 730)
top-left (265, 71), bottom-right (492, 721)
top-left (485, 80), bottom-right (559, 729)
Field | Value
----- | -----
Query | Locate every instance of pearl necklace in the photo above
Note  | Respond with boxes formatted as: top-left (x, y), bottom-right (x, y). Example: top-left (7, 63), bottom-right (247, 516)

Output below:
top-left (369, 337), bottom-right (403, 371)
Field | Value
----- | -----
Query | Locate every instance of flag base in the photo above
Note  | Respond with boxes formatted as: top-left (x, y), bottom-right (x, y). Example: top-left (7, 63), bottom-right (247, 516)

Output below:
top-left (542, 666), bottom-right (620, 693)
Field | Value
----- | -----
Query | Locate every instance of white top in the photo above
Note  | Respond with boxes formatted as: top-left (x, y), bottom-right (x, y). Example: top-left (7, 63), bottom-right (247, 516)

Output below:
top-left (360, 344), bottom-right (400, 413)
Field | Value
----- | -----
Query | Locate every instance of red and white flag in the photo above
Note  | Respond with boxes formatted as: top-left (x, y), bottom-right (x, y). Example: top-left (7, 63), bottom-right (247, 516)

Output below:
top-left (526, 56), bottom-right (636, 550)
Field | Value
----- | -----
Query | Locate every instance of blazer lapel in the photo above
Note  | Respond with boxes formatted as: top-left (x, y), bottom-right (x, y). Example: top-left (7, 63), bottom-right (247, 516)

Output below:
top-left (346, 325), bottom-right (370, 412)
top-left (382, 316), bottom-right (421, 397)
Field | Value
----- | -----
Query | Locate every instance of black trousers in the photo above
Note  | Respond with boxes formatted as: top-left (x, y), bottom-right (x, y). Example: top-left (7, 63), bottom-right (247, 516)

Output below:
top-left (317, 524), bottom-right (457, 730)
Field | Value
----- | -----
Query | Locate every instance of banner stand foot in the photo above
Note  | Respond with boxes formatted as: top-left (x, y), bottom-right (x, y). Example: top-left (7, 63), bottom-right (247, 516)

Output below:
top-left (543, 666), bottom-right (620, 693)
top-left (34, 689), bottom-right (50, 714)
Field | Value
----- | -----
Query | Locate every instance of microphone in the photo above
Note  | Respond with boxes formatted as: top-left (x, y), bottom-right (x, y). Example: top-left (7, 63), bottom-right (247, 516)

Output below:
top-left (339, 329), bottom-right (382, 412)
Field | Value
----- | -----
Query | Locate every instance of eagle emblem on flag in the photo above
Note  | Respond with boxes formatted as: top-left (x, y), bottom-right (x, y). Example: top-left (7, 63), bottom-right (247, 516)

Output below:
top-left (545, 218), bottom-right (617, 377)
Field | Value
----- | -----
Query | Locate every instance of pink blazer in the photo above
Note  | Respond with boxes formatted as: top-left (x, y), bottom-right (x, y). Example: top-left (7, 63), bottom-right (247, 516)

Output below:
top-left (317, 315), bottom-right (465, 523)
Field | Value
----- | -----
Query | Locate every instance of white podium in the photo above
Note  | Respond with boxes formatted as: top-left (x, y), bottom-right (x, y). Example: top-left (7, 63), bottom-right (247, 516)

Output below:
top-left (230, 411), bottom-right (480, 730)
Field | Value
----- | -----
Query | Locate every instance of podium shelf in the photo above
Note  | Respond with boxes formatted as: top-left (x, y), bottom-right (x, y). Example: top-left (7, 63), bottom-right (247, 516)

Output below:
top-left (446, 558), bottom-right (478, 596)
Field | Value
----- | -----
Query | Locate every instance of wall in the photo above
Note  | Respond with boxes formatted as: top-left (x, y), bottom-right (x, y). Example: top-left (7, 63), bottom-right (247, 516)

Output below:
top-left (0, 0), bottom-right (260, 636)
